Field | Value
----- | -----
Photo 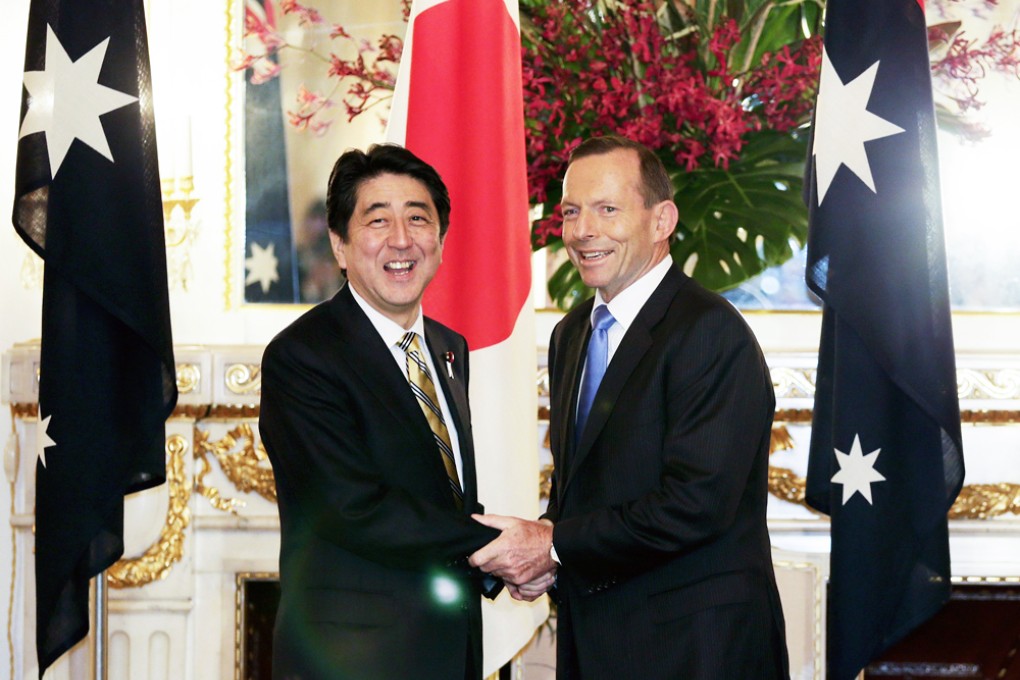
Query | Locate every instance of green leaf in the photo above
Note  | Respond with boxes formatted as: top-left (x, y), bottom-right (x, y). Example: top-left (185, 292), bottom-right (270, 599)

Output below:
top-left (547, 257), bottom-right (593, 310)
top-left (671, 130), bottom-right (809, 292)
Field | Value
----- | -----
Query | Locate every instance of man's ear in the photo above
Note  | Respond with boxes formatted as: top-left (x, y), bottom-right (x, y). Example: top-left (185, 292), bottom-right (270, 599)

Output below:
top-left (653, 200), bottom-right (679, 243)
top-left (328, 229), bottom-right (346, 270)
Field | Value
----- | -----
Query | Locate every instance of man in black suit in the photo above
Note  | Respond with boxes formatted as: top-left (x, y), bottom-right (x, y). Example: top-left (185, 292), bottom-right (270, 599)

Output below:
top-left (260, 144), bottom-right (500, 680)
top-left (470, 135), bottom-right (789, 678)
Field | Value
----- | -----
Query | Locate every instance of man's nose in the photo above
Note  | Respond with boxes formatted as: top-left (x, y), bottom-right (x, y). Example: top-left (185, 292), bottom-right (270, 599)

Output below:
top-left (388, 220), bottom-right (412, 247)
top-left (571, 210), bottom-right (596, 240)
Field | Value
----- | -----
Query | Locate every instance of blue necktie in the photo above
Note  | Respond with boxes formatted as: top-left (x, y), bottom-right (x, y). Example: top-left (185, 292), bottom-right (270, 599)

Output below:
top-left (575, 305), bottom-right (615, 444)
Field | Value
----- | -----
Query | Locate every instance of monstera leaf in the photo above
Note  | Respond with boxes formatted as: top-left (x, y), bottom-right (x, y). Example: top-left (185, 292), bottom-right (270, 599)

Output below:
top-left (672, 130), bottom-right (809, 292)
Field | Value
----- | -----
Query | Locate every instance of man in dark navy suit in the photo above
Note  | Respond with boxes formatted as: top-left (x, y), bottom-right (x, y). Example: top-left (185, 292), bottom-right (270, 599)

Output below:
top-left (260, 144), bottom-right (499, 680)
top-left (471, 135), bottom-right (789, 679)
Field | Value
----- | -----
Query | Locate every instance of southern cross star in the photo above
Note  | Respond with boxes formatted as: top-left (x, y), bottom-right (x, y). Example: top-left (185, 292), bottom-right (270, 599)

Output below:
top-left (37, 413), bottom-right (57, 468)
top-left (811, 47), bottom-right (905, 205)
top-left (831, 433), bottom-right (886, 505)
top-left (19, 25), bottom-right (138, 178)
top-left (245, 242), bottom-right (280, 294)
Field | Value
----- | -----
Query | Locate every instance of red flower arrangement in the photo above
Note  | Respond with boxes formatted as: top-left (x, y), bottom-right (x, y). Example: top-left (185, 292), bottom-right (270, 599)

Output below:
top-left (520, 0), bottom-right (821, 207)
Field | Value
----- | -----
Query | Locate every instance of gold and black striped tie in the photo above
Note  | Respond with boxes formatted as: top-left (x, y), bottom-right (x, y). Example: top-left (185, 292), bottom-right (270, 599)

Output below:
top-left (399, 332), bottom-right (464, 509)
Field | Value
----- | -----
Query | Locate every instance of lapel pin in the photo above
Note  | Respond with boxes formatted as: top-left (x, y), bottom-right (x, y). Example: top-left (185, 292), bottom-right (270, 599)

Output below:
top-left (444, 352), bottom-right (454, 379)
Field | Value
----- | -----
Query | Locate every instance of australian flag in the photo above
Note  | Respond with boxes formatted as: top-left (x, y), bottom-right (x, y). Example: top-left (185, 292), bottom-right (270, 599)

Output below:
top-left (242, 0), bottom-right (298, 303)
top-left (12, 0), bottom-right (177, 674)
top-left (803, 0), bottom-right (965, 678)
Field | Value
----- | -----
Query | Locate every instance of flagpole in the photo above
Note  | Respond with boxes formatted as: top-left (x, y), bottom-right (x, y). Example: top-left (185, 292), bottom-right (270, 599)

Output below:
top-left (90, 571), bottom-right (108, 680)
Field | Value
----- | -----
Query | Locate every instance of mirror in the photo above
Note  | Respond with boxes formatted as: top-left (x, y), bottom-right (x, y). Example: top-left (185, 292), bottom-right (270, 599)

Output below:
top-left (229, 1), bottom-right (406, 304)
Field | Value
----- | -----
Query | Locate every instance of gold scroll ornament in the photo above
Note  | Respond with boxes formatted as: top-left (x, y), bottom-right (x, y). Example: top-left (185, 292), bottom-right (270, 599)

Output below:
top-left (107, 434), bottom-right (191, 588)
top-left (194, 423), bottom-right (277, 513)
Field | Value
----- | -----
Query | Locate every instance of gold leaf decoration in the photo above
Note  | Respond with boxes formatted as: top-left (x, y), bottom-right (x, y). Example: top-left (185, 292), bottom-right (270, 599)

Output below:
top-left (194, 423), bottom-right (277, 513)
top-left (176, 363), bottom-right (201, 395)
top-left (224, 363), bottom-right (262, 396)
top-left (107, 434), bottom-right (191, 588)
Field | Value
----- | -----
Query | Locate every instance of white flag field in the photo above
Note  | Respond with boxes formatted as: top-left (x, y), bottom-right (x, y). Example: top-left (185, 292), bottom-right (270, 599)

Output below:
top-left (387, 0), bottom-right (548, 673)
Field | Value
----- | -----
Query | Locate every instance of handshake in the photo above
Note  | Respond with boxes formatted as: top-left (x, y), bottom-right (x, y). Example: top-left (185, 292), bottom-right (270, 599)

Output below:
top-left (468, 515), bottom-right (558, 601)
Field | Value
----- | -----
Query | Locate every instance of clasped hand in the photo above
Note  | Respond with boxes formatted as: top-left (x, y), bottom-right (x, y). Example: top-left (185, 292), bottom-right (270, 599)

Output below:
top-left (469, 514), bottom-right (557, 601)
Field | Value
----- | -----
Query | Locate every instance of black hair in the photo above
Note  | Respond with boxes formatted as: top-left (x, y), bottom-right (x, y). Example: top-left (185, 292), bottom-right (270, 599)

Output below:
top-left (325, 144), bottom-right (451, 240)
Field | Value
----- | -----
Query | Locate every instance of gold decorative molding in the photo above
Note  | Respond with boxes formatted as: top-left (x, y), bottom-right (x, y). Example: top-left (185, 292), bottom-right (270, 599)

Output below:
top-left (162, 177), bottom-right (200, 292)
top-left (107, 434), bottom-right (192, 588)
top-left (770, 424), bottom-right (795, 453)
top-left (766, 421), bottom-right (1020, 519)
top-left (176, 363), bottom-right (201, 395)
top-left (194, 423), bottom-right (277, 513)
top-left (172, 404), bottom-right (212, 419)
top-left (235, 572), bottom-right (278, 680)
top-left (952, 574), bottom-right (1020, 585)
top-left (774, 408), bottom-right (1020, 425)
top-left (774, 408), bottom-right (814, 423)
top-left (9, 403), bottom-right (38, 419)
top-left (947, 484), bottom-right (1020, 520)
top-left (224, 0), bottom-right (237, 311)
top-left (8, 404), bottom-right (22, 680)
top-left (194, 447), bottom-right (245, 514)
top-left (224, 363), bottom-right (262, 396)
top-left (206, 404), bottom-right (260, 418)
top-left (960, 409), bottom-right (1020, 425)
top-left (768, 465), bottom-right (809, 506)
top-left (539, 464), bottom-right (553, 501)
top-left (767, 465), bottom-right (1020, 520)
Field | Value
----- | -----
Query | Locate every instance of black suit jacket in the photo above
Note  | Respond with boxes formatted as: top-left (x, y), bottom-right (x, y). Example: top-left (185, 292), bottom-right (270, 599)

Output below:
top-left (545, 266), bottom-right (789, 679)
top-left (259, 284), bottom-right (500, 680)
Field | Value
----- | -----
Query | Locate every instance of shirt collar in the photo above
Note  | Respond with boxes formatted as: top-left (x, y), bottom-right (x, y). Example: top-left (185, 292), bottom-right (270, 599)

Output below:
top-left (593, 256), bottom-right (672, 332)
top-left (348, 283), bottom-right (426, 347)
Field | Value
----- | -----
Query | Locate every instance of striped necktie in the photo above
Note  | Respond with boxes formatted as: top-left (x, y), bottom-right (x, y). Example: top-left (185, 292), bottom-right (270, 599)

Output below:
top-left (399, 332), bottom-right (464, 509)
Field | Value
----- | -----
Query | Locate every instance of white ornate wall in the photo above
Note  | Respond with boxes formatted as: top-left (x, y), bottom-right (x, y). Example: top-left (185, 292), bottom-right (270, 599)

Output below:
top-left (6, 345), bottom-right (1020, 678)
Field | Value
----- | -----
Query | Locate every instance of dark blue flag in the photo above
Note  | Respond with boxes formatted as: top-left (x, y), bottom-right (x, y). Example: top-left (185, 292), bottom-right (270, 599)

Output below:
top-left (242, 0), bottom-right (298, 303)
top-left (803, 1), bottom-right (964, 678)
top-left (12, 0), bottom-right (177, 674)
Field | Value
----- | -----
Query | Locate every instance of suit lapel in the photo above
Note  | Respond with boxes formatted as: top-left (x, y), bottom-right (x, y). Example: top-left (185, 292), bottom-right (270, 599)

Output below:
top-left (328, 286), bottom-right (437, 456)
top-left (424, 322), bottom-right (469, 448)
top-left (423, 320), bottom-right (478, 510)
top-left (562, 267), bottom-right (687, 497)
top-left (554, 306), bottom-right (590, 470)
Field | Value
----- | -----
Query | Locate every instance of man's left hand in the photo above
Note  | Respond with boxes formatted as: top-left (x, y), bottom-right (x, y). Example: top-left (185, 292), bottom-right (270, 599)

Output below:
top-left (507, 568), bottom-right (557, 602)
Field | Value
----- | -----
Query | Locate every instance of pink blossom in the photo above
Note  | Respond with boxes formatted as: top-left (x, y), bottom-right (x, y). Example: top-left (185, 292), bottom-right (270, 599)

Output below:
top-left (230, 49), bottom-right (257, 72)
top-left (250, 59), bottom-right (281, 85)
